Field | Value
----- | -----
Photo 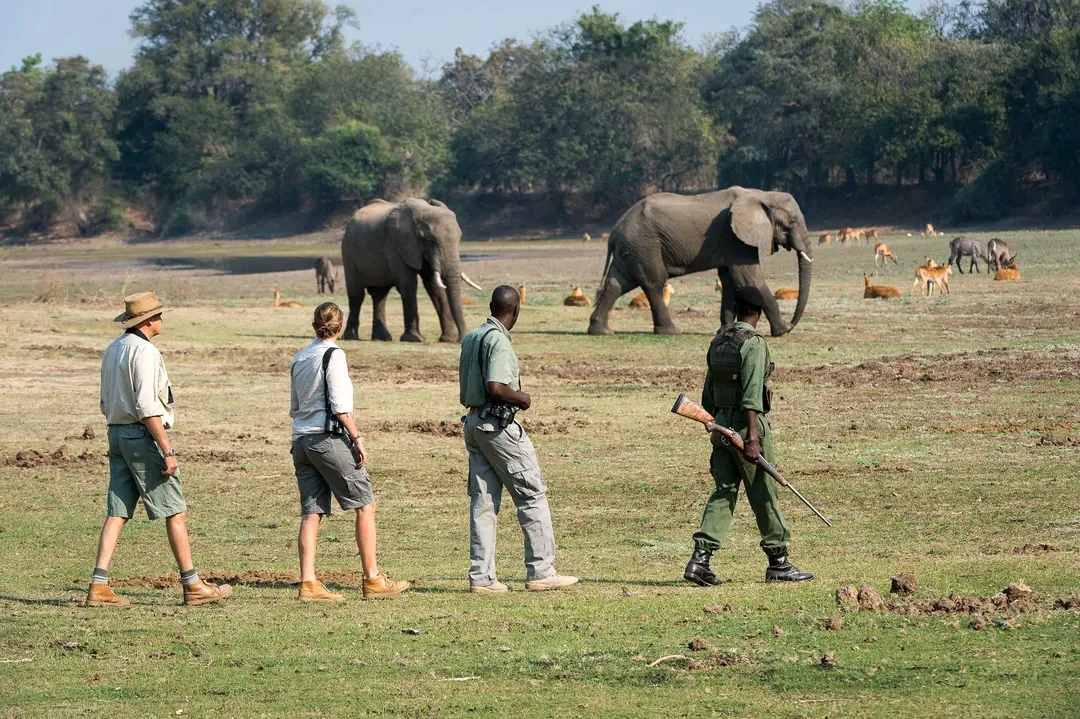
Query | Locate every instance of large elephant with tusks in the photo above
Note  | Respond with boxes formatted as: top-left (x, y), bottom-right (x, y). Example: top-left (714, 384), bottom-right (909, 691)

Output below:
top-left (341, 198), bottom-right (483, 342)
top-left (587, 186), bottom-right (813, 336)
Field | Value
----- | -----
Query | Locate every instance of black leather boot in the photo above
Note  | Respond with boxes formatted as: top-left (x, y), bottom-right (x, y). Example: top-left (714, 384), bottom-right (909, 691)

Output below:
top-left (684, 546), bottom-right (724, 587)
top-left (765, 555), bottom-right (814, 582)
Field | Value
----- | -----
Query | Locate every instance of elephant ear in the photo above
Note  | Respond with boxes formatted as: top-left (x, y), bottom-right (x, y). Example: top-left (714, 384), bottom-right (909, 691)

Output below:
top-left (730, 194), bottom-right (775, 256)
top-left (388, 205), bottom-right (423, 271)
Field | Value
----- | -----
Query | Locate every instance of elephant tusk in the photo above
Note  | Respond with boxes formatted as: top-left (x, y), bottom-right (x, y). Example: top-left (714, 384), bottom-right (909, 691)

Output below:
top-left (433, 271), bottom-right (447, 290)
top-left (461, 272), bottom-right (483, 291)
top-left (799, 251), bottom-right (813, 264)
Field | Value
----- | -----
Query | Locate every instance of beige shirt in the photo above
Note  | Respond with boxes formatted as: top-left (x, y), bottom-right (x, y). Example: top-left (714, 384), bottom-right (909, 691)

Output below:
top-left (100, 330), bottom-right (175, 427)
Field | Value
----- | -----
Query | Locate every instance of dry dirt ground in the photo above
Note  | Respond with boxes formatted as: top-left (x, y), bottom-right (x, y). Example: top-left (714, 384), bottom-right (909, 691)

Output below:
top-left (0, 228), bottom-right (1078, 717)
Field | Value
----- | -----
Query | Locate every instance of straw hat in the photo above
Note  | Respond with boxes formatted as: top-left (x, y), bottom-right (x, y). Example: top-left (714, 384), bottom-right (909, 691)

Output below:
top-left (113, 291), bottom-right (169, 329)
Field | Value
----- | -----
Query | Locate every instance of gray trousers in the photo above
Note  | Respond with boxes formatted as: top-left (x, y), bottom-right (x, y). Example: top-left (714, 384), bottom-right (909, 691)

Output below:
top-left (463, 410), bottom-right (556, 586)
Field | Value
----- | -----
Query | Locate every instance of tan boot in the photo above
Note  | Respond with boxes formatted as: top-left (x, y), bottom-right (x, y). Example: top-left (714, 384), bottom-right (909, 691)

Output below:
top-left (362, 573), bottom-right (408, 600)
top-left (299, 580), bottom-right (344, 602)
top-left (86, 583), bottom-right (130, 608)
top-left (183, 579), bottom-right (233, 606)
top-left (525, 574), bottom-right (579, 591)
top-left (470, 581), bottom-right (509, 595)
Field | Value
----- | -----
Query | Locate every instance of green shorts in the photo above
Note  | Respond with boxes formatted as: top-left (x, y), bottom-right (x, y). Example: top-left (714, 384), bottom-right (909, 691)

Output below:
top-left (106, 424), bottom-right (187, 520)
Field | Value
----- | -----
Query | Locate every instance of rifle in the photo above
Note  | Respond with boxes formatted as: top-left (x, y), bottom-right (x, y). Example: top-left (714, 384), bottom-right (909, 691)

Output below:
top-left (670, 393), bottom-right (833, 527)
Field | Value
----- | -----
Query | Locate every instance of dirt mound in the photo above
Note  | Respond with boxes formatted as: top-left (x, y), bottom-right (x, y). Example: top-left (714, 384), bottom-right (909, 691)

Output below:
top-left (890, 572), bottom-right (917, 596)
top-left (8, 447), bottom-right (100, 468)
top-left (823, 616), bottom-right (844, 630)
top-left (779, 347), bottom-right (1080, 388)
top-left (857, 586), bottom-right (884, 611)
top-left (112, 569), bottom-right (367, 590)
top-left (836, 581), bottom-right (1057, 617)
top-left (836, 585), bottom-right (859, 611)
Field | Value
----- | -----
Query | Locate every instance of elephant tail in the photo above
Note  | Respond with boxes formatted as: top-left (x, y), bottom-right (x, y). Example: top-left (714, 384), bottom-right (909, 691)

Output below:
top-left (596, 244), bottom-right (615, 302)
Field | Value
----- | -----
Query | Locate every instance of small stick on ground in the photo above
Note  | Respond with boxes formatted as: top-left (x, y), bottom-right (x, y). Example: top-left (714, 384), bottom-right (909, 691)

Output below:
top-left (648, 654), bottom-right (687, 667)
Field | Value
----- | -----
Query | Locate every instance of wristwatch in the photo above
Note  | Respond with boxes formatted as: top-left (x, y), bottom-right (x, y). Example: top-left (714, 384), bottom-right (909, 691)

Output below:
top-left (164, 449), bottom-right (177, 457)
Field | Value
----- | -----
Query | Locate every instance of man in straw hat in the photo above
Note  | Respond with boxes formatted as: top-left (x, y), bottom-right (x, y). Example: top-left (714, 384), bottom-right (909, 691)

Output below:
top-left (87, 291), bottom-right (232, 607)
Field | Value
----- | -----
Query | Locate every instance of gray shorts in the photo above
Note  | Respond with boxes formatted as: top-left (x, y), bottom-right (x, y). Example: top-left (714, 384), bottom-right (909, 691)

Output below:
top-left (291, 433), bottom-right (375, 515)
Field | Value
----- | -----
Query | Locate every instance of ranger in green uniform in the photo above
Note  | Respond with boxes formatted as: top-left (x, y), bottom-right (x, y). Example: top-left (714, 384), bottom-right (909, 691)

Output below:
top-left (459, 286), bottom-right (578, 594)
top-left (684, 286), bottom-right (813, 586)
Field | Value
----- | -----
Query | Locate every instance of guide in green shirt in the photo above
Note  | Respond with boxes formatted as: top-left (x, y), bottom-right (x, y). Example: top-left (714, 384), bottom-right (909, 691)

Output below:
top-left (684, 285), bottom-right (814, 587)
top-left (457, 286), bottom-right (578, 594)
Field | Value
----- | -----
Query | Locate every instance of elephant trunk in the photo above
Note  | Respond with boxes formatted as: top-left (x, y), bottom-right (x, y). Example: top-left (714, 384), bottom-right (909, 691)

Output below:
top-left (442, 256), bottom-right (467, 341)
top-left (790, 245), bottom-right (812, 331)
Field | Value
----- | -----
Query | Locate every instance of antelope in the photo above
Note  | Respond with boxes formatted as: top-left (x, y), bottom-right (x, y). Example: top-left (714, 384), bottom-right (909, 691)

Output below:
top-left (987, 238), bottom-right (1012, 272)
top-left (863, 274), bottom-right (901, 299)
top-left (866, 228), bottom-right (879, 243)
top-left (518, 284), bottom-right (526, 305)
top-left (994, 256), bottom-right (1020, 281)
top-left (714, 278), bottom-right (723, 292)
top-left (818, 232), bottom-right (832, 246)
top-left (564, 285), bottom-right (592, 307)
top-left (583, 232), bottom-right (592, 242)
top-left (600, 231), bottom-right (610, 241)
top-left (874, 242), bottom-right (898, 266)
top-left (773, 288), bottom-right (799, 300)
top-left (838, 227), bottom-right (854, 246)
top-left (273, 289), bottom-right (302, 308)
top-left (924, 223), bottom-right (935, 237)
top-left (628, 283), bottom-right (674, 309)
top-left (913, 263), bottom-right (952, 296)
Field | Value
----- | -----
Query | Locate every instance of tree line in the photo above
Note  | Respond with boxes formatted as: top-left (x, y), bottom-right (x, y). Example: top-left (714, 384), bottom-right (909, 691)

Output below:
top-left (1, 0), bottom-right (1078, 237)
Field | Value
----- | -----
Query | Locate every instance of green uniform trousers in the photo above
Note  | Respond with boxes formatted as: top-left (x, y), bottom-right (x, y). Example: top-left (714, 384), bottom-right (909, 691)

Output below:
top-left (692, 411), bottom-right (790, 558)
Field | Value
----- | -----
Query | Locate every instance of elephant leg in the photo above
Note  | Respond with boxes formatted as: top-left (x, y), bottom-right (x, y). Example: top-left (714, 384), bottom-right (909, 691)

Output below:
top-left (397, 275), bottom-right (424, 343)
top-left (369, 287), bottom-right (393, 341)
top-left (718, 268), bottom-right (735, 328)
top-left (588, 265), bottom-right (638, 335)
top-left (642, 280), bottom-right (678, 335)
top-left (343, 284), bottom-right (366, 341)
top-left (420, 273), bottom-right (456, 343)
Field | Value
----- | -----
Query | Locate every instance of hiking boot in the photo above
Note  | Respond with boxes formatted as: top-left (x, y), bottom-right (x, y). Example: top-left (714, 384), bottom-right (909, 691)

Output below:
top-left (183, 579), bottom-right (233, 606)
top-left (524, 574), bottom-right (579, 591)
top-left (765, 556), bottom-right (814, 582)
top-left (684, 546), bottom-right (724, 587)
top-left (86, 583), bottom-right (130, 608)
top-left (362, 573), bottom-right (409, 599)
top-left (470, 581), bottom-right (509, 595)
top-left (299, 580), bottom-right (344, 602)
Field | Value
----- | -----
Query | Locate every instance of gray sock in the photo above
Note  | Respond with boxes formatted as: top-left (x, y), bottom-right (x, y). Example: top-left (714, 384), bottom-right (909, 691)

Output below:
top-left (91, 568), bottom-right (109, 585)
top-left (180, 569), bottom-right (200, 586)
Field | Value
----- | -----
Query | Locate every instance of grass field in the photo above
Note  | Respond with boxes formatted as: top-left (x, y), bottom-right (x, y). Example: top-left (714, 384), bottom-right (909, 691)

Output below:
top-left (1, 228), bottom-right (1078, 717)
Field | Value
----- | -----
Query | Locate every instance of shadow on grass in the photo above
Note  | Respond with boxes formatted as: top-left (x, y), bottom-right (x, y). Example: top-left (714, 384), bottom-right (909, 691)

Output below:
top-left (0, 595), bottom-right (79, 606)
top-left (235, 333), bottom-right (312, 340)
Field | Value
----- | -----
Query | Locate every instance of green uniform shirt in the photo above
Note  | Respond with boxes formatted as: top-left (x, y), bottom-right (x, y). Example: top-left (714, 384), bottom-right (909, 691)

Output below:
top-left (702, 321), bottom-right (771, 417)
top-left (459, 317), bottom-right (520, 407)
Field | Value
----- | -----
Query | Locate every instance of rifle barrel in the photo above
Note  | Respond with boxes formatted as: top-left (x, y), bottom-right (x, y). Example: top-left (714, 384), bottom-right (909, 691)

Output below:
top-left (758, 457), bottom-right (833, 527)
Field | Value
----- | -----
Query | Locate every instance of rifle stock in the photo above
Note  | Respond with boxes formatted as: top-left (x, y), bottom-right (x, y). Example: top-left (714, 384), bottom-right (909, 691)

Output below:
top-left (670, 393), bottom-right (833, 527)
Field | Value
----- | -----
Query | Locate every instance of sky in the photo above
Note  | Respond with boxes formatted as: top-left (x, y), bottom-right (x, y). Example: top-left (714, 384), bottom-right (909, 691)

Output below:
top-left (1, 0), bottom-right (933, 79)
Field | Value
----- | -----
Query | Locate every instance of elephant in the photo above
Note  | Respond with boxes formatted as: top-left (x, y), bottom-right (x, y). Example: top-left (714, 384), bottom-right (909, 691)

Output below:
top-left (341, 198), bottom-right (483, 343)
top-left (986, 238), bottom-right (1012, 272)
top-left (947, 236), bottom-right (988, 274)
top-left (587, 186), bottom-right (813, 337)
top-left (314, 256), bottom-right (336, 294)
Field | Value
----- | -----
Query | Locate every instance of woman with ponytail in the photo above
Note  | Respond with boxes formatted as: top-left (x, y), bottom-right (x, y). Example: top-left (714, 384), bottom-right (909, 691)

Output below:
top-left (288, 302), bottom-right (409, 601)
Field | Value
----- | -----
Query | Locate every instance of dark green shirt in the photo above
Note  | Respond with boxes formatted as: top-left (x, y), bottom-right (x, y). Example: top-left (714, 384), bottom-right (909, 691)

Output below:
top-left (702, 321), bottom-right (771, 417)
top-left (459, 317), bottom-right (520, 407)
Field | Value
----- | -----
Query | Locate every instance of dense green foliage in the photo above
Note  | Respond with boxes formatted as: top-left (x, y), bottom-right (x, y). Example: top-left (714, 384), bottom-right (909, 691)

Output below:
top-left (1, 0), bottom-right (1078, 235)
